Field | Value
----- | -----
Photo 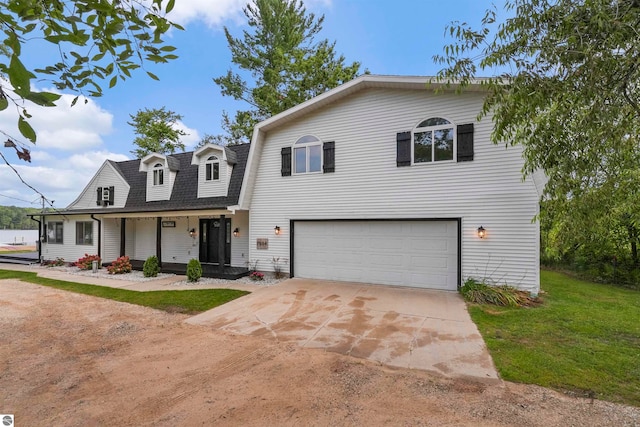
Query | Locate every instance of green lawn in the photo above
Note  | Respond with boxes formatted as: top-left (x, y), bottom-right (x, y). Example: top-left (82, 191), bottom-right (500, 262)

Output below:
top-left (0, 269), bottom-right (249, 314)
top-left (469, 269), bottom-right (640, 406)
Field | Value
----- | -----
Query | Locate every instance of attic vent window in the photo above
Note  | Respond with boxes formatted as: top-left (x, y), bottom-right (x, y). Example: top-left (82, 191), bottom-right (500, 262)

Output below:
top-left (153, 163), bottom-right (164, 185)
top-left (205, 155), bottom-right (220, 181)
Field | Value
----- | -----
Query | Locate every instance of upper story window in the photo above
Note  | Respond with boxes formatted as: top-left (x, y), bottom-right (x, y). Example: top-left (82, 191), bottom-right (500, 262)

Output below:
top-left (294, 135), bottom-right (322, 174)
top-left (153, 163), bottom-right (164, 185)
top-left (205, 155), bottom-right (220, 181)
top-left (413, 117), bottom-right (455, 163)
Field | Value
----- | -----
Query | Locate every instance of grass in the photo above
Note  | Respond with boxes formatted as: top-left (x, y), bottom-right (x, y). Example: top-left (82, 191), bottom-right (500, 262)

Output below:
top-left (0, 249), bottom-right (35, 254)
top-left (468, 269), bottom-right (640, 407)
top-left (0, 269), bottom-right (249, 314)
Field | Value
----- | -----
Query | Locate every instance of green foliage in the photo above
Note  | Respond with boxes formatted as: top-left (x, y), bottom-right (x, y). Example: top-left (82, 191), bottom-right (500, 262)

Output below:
top-left (0, 0), bottom-right (181, 143)
top-left (470, 270), bottom-right (640, 406)
top-left (461, 278), bottom-right (539, 307)
top-left (43, 257), bottom-right (65, 267)
top-left (128, 107), bottom-right (187, 157)
top-left (107, 255), bottom-right (132, 275)
top-left (143, 255), bottom-right (160, 278)
top-left (435, 0), bottom-right (640, 286)
top-left (249, 271), bottom-right (264, 281)
top-left (213, 0), bottom-right (362, 143)
top-left (186, 258), bottom-right (202, 282)
top-left (0, 269), bottom-right (249, 314)
top-left (74, 254), bottom-right (101, 271)
top-left (0, 205), bottom-right (41, 229)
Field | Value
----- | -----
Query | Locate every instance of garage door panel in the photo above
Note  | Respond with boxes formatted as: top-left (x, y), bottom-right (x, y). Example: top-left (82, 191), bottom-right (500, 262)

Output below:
top-left (294, 220), bottom-right (459, 290)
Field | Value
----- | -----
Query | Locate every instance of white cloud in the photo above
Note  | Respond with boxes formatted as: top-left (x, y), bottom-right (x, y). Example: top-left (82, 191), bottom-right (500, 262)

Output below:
top-left (167, 0), bottom-right (246, 27)
top-left (69, 150), bottom-right (130, 171)
top-left (174, 120), bottom-right (201, 149)
top-left (0, 92), bottom-right (113, 152)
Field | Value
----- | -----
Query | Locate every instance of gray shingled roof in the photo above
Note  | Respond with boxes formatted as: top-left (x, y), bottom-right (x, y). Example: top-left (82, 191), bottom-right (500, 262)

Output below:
top-left (65, 144), bottom-right (250, 214)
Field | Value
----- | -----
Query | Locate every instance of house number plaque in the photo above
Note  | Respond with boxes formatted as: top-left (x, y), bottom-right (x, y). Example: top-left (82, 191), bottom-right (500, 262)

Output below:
top-left (256, 238), bottom-right (269, 250)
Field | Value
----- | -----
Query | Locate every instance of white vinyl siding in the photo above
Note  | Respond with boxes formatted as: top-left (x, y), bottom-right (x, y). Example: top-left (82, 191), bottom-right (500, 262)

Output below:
top-left (230, 210), bottom-right (249, 268)
top-left (146, 168), bottom-right (176, 202)
top-left (133, 218), bottom-right (156, 260)
top-left (41, 215), bottom-right (99, 262)
top-left (198, 159), bottom-right (230, 198)
top-left (248, 87), bottom-right (540, 293)
top-left (68, 162), bottom-right (129, 209)
top-left (103, 218), bottom-right (121, 263)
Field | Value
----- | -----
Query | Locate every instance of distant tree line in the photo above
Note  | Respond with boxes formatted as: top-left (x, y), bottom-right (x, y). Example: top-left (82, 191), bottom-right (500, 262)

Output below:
top-left (0, 206), bottom-right (42, 230)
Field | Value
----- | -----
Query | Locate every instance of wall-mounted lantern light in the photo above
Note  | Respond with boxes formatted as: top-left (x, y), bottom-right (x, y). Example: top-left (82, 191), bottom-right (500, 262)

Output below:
top-left (477, 226), bottom-right (486, 239)
top-left (189, 228), bottom-right (197, 238)
top-left (274, 225), bottom-right (281, 235)
top-left (233, 227), bottom-right (240, 237)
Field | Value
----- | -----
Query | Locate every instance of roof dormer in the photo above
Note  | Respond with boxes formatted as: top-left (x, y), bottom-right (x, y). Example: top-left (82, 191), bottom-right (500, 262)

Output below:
top-left (139, 153), bottom-right (180, 202)
top-left (191, 144), bottom-right (235, 198)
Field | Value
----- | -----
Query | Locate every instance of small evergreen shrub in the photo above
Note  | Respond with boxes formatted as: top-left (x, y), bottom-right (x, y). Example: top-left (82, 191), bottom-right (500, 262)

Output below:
top-left (187, 258), bottom-right (202, 282)
top-left (143, 255), bottom-right (160, 277)
top-left (107, 256), bottom-right (132, 275)
top-left (75, 254), bottom-right (101, 270)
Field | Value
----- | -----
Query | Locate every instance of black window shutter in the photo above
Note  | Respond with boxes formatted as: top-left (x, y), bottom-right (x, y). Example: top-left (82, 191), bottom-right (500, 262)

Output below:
top-left (457, 123), bottom-right (474, 162)
top-left (281, 147), bottom-right (292, 176)
top-left (96, 187), bottom-right (102, 206)
top-left (323, 141), bottom-right (335, 173)
top-left (396, 132), bottom-right (411, 167)
top-left (108, 186), bottom-right (115, 205)
top-left (43, 223), bottom-right (47, 243)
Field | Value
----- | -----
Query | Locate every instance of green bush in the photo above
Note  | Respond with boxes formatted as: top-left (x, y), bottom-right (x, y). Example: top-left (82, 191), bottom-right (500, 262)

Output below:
top-left (460, 278), bottom-right (540, 307)
top-left (143, 255), bottom-right (160, 277)
top-left (187, 258), bottom-right (202, 282)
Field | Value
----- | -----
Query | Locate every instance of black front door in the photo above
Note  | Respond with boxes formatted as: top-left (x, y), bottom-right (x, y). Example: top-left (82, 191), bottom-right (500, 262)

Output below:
top-left (199, 218), bottom-right (231, 265)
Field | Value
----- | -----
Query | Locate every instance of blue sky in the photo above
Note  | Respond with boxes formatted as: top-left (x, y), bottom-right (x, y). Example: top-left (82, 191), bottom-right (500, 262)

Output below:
top-left (0, 0), bottom-right (494, 208)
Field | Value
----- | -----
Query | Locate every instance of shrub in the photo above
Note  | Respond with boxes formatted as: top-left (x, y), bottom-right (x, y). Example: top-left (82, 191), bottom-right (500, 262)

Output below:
top-left (143, 255), bottom-right (160, 277)
top-left (249, 271), bottom-right (264, 281)
top-left (187, 258), bottom-right (202, 282)
top-left (75, 254), bottom-right (101, 270)
top-left (107, 256), bottom-right (132, 275)
top-left (43, 257), bottom-right (65, 267)
top-left (271, 257), bottom-right (288, 279)
top-left (460, 278), bottom-right (540, 307)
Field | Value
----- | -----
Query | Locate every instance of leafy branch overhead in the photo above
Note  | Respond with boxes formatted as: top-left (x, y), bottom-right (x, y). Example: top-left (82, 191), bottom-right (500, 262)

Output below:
top-left (0, 0), bottom-right (182, 143)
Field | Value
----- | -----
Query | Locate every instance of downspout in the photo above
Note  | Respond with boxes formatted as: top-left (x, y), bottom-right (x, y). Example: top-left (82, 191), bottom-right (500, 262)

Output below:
top-left (29, 215), bottom-right (42, 262)
top-left (90, 214), bottom-right (102, 258)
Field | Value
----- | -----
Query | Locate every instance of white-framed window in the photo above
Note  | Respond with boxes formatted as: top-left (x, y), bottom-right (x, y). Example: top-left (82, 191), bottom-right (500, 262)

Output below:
top-left (153, 163), bottom-right (164, 185)
top-left (413, 117), bottom-right (455, 163)
top-left (76, 221), bottom-right (93, 245)
top-left (294, 135), bottom-right (322, 174)
top-left (205, 155), bottom-right (220, 181)
top-left (47, 221), bottom-right (63, 244)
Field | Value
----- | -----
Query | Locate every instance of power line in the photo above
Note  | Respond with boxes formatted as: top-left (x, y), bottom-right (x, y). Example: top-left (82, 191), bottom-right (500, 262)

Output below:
top-left (0, 192), bottom-right (38, 204)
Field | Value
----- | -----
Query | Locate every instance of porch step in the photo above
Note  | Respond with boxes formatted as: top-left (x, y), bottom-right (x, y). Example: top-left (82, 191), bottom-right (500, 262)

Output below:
top-left (129, 260), bottom-right (250, 280)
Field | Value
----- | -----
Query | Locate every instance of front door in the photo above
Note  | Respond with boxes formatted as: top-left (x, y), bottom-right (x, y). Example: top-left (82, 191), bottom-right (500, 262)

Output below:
top-left (199, 218), bottom-right (231, 265)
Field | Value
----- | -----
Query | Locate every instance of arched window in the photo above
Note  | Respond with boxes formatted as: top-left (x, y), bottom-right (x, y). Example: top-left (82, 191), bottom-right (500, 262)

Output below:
top-left (413, 117), bottom-right (455, 163)
top-left (294, 135), bottom-right (321, 174)
top-left (153, 163), bottom-right (164, 185)
top-left (205, 155), bottom-right (220, 181)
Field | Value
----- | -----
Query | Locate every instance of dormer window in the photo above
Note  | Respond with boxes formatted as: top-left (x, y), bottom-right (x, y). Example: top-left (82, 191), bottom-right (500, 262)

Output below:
top-left (294, 135), bottom-right (322, 174)
top-left (205, 155), bottom-right (220, 181)
top-left (153, 163), bottom-right (164, 185)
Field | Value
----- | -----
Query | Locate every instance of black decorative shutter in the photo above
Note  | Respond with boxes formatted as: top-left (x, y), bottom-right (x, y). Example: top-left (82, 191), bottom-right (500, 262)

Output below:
top-left (323, 141), bottom-right (335, 173)
top-left (396, 132), bottom-right (411, 167)
top-left (457, 123), bottom-right (474, 162)
top-left (281, 147), bottom-right (292, 176)
top-left (43, 223), bottom-right (47, 242)
top-left (96, 187), bottom-right (102, 205)
top-left (108, 186), bottom-right (115, 205)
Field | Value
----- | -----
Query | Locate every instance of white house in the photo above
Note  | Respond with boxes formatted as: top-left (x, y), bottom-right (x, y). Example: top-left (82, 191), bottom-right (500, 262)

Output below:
top-left (38, 75), bottom-right (541, 293)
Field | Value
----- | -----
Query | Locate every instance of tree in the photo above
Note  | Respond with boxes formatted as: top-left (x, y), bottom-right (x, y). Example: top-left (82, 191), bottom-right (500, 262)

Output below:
top-left (213, 0), bottom-right (362, 143)
top-left (434, 0), bottom-right (640, 282)
top-left (129, 107), bottom-right (187, 158)
top-left (0, 0), bottom-right (181, 144)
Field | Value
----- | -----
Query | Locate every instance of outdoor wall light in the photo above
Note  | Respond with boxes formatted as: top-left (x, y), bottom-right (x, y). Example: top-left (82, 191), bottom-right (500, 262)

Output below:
top-left (189, 228), bottom-right (197, 238)
top-left (477, 226), bottom-right (486, 239)
top-left (233, 227), bottom-right (240, 237)
top-left (274, 225), bottom-right (281, 235)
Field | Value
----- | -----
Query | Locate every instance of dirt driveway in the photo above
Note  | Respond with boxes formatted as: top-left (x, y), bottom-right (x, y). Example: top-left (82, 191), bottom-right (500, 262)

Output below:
top-left (1, 280), bottom-right (638, 426)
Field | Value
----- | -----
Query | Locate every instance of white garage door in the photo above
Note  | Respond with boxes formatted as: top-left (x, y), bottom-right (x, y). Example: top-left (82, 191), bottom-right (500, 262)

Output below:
top-left (293, 220), bottom-right (459, 290)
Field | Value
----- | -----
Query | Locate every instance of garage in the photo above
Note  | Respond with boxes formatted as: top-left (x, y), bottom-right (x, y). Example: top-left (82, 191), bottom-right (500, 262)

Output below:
top-left (291, 220), bottom-right (460, 290)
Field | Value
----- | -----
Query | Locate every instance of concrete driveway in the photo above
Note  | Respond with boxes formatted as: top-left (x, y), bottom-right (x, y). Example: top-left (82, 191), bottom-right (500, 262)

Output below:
top-left (187, 278), bottom-right (499, 381)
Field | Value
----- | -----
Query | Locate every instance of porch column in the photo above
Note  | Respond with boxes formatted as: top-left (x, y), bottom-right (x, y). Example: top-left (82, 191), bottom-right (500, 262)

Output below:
top-left (156, 217), bottom-right (162, 267)
top-left (218, 215), bottom-right (226, 272)
top-left (120, 218), bottom-right (126, 257)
